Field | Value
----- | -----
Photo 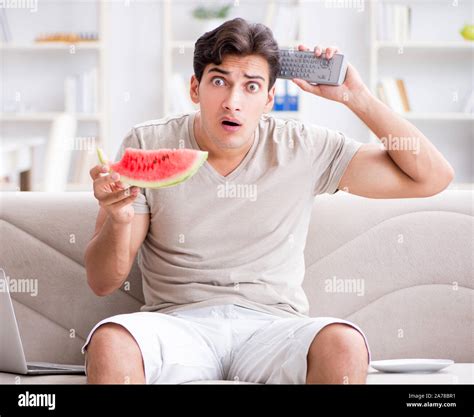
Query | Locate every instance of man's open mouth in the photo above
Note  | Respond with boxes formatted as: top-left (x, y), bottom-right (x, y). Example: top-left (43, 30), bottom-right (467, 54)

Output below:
top-left (222, 120), bottom-right (241, 127)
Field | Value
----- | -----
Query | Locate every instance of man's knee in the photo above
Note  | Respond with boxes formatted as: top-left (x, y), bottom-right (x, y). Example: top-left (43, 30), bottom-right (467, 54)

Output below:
top-left (85, 323), bottom-right (143, 377)
top-left (308, 323), bottom-right (368, 363)
top-left (87, 323), bottom-right (137, 354)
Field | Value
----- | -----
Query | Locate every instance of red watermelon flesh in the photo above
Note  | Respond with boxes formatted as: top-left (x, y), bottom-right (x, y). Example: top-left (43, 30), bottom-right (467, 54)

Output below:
top-left (99, 147), bottom-right (208, 188)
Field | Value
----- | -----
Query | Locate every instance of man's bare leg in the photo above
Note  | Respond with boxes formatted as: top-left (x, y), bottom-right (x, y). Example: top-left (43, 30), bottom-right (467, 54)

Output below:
top-left (85, 323), bottom-right (145, 384)
top-left (306, 323), bottom-right (369, 384)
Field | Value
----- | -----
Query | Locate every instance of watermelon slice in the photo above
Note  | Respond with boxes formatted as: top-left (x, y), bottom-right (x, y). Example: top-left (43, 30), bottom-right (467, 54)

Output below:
top-left (97, 147), bottom-right (208, 188)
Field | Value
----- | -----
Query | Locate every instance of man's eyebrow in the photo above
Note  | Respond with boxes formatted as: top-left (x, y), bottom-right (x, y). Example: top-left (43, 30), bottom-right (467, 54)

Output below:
top-left (207, 67), bottom-right (265, 82)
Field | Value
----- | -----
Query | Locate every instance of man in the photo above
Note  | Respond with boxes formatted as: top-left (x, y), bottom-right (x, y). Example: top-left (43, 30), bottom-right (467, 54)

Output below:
top-left (83, 18), bottom-right (454, 385)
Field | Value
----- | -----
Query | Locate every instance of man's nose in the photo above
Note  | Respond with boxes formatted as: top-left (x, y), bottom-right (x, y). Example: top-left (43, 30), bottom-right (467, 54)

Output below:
top-left (222, 87), bottom-right (242, 112)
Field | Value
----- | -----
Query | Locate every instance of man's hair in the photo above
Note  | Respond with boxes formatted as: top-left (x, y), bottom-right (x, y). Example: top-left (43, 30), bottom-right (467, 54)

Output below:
top-left (193, 17), bottom-right (280, 91)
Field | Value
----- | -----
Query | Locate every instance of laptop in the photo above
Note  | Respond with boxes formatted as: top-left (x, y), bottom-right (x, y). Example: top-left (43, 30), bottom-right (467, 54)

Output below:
top-left (0, 270), bottom-right (85, 375)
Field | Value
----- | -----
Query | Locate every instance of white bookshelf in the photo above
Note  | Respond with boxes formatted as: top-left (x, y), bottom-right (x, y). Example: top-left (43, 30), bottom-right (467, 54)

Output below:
top-left (0, 0), bottom-right (108, 191)
top-left (397, 112), bottom-right (474, 121)
top-left (375, 40), bottom-right (474, 50)
top-left (0, 42), bottom-right (104, 51)
top-left (369, 0), bottom-right (473, 189)
top-left (161, 0), bottom-right (305, 122)
top-left (0, 112), bottom-right (102, 122)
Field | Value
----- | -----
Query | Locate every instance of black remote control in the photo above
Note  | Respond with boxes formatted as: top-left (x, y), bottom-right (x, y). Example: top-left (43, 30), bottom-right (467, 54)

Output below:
top-left (278, 48), bottom-right (348, 86)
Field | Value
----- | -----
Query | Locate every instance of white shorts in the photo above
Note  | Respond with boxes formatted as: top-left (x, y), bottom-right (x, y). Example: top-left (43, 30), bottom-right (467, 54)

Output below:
top-left (81, 304), bottom-right (371, 384)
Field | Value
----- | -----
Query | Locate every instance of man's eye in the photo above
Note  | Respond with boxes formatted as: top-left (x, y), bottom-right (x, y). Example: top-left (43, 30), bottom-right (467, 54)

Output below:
top-left (212, 78), bottom-right (225, 86)
top-left (248, 82), bottom-right (260, 93)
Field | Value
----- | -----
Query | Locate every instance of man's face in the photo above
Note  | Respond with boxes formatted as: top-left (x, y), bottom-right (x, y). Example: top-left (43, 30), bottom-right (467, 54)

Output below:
top-left (190, 54), bottom-right (275, 150)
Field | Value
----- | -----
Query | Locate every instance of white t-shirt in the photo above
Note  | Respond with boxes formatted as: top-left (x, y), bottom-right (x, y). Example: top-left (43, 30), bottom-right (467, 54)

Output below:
top-left (114, 110), bottom-right (363, 318)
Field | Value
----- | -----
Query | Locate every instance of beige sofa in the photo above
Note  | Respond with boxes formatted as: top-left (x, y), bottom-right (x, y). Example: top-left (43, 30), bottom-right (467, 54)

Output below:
top-left (0, 190), bottom-right (472, 384)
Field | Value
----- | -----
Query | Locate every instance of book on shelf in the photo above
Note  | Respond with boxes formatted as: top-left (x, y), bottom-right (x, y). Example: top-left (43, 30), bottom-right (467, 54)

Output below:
top-left (273, 79), bottom-right (299, 112)
top-left (377, 77), bottom-right (411, 113)
top-left (377, 3), bottom-right (411, 42)
top-left (462, 88), bottom-right (474, 114)
top-left (35, 32), bottom-right (99, 43)
top-left (67, 148), bottom-right (98, 186)
top-left (273, 79), bottom-right (286, 111)
top-left (0, 8), bottom-right (12, 42)
top-left (396, 79), bottom-right (410, 112)
top-left (64, 68), bottom-right (99, 114)
top-left (42, 113), bottom-right (77, 191)
top-left (64, 77), bottom-right (77, 113)
top-left (67, 149), bottom-right (82, 184)
top-left (286, 79), bottom-right (299, 111)
top-left (78, 150), bottom-right (97, 185)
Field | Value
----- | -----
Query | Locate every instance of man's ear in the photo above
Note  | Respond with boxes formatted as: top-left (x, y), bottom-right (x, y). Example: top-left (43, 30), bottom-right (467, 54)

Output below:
top-left (263, 84), bottom-right (276, 113)
top-left (190, 75), bottom-right (200, 104)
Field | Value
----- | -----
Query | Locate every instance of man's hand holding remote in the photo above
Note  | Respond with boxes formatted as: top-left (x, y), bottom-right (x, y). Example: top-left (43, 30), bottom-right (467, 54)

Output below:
top-left (291, 44), bottom-right (369, 104)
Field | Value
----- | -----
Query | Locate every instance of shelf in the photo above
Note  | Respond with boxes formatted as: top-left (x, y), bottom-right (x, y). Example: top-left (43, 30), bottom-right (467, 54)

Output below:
top-left (170, 39), bottom-right (305, 50)
top-left (270, 111), bottom-right (301, 120)
top-left (399, 112), bottom-right (474, 121)
top-left (0, 112), bottom-right (102, 122)
top-left (375, 41), bottom-right (474, 50)
top-left (447, 183), bottom-right (473, 191)
top-left (65, 183), bottom-right (92, 191)
top-left (170, 40), bottom-right (195, 49)
top-left (270, 111), bottom-right (469, 123)
top-left (0, 42), bottom-right (103, 51)
top-left (29, 183), bottom-right (92, 192)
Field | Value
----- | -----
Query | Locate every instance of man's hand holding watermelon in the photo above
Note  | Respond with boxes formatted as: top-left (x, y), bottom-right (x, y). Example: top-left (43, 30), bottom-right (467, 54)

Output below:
top-left (89, 164), bottom-right (140, 225)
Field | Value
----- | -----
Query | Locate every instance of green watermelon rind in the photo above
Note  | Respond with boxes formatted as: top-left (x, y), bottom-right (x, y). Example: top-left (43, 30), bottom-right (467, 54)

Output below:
top-left (97, 147), bottom-right (208, 189)
top-left (97, 147), bottom-right (108, 165)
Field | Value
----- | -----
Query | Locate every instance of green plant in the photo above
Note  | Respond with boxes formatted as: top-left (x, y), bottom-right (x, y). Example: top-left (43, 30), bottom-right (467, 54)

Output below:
top-left (192, 3), bottom-right (232, 20)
